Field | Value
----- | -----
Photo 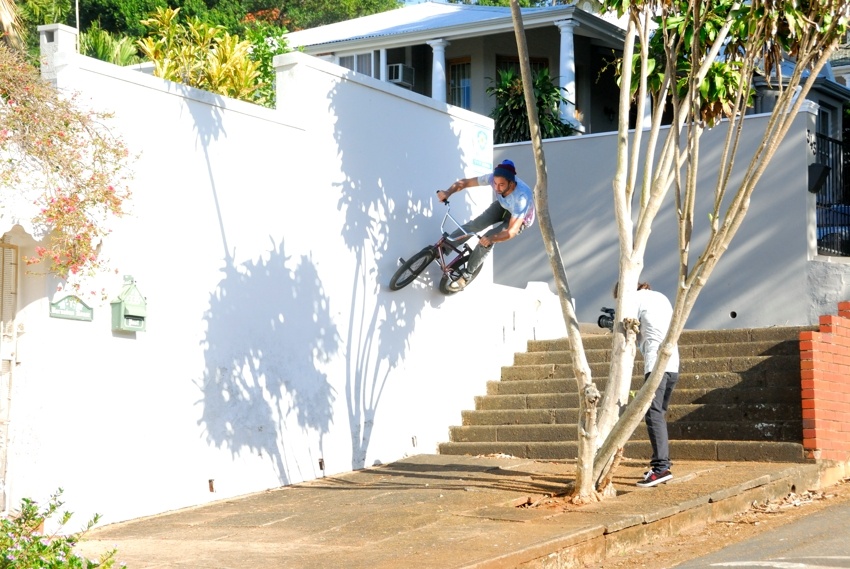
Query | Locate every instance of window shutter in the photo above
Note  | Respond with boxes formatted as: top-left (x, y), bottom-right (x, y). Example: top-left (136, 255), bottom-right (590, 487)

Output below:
top-left (0, 241), bottom-right (17, 512)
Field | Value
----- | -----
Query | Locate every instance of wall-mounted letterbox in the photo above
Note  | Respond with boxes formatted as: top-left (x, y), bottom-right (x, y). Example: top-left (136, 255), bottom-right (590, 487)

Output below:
top-left (111, 275), bottom-right (146, 332)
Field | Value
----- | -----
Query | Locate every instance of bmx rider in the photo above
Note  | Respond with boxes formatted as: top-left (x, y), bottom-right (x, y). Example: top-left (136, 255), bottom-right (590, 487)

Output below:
top-left (435, 159), bottom-right (535, 291)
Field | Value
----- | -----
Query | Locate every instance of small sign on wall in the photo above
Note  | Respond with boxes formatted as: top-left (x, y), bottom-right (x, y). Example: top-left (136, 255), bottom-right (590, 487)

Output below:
top-left (49, 295), bottom-right (94, 322)
top-left (471, 128), bottom-right (492, 174)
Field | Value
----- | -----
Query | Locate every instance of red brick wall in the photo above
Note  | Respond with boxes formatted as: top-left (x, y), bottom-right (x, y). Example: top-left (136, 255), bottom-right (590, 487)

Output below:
top-left (799, 301), bottom-right (850, 461)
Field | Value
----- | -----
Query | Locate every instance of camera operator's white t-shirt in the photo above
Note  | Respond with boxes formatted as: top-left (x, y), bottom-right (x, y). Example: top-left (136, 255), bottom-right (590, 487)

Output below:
top-left (631, 289), bottom-right (680, 375)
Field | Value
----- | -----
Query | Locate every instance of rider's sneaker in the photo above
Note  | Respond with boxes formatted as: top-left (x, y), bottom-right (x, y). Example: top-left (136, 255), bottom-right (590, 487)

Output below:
top-left (448, 270), bottom-right (472, 291)
top-left (448, 276), bottom-right (467, 291)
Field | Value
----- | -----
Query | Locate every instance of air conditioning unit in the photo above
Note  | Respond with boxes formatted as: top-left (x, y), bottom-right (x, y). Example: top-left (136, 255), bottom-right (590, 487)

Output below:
top-left (387, 64), bottom-right (415, 88)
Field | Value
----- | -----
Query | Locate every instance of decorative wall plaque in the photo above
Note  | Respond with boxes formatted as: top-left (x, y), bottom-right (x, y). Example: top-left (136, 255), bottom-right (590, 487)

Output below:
top-left (49, 295), bottom-right (94, 321)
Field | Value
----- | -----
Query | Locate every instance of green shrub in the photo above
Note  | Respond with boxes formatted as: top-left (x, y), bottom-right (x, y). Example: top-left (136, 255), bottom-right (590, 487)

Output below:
top-left (0, 488), bottom-right (120, 569)
top-left (80, 21), bottom-right (141, 66)
top-left (486, 67), bottom-right (577, 144)
top-left (243, 20), bottom-right (288, 107)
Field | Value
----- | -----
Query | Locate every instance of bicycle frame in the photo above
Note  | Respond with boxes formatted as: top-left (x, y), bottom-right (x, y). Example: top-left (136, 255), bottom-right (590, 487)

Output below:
top-left (434, 201), bottom-right (477, 276)
top-left (388, 200), bottom-right (482, 293)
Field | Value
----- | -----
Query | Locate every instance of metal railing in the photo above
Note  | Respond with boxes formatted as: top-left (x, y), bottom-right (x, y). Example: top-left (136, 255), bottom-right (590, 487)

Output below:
top-left (815, 132), bottom-right (849, 256)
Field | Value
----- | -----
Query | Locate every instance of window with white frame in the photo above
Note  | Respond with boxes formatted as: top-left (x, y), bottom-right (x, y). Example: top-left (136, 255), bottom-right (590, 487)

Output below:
top-left (338, 51), bottom-right (381, 79)
top-left (449, 57), bottom-right (471, 110)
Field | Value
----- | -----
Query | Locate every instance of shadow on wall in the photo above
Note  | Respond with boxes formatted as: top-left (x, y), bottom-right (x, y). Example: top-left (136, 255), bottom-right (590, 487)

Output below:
top-left (197, 242), bottom-right (337, 485)
top-left (190, 85), bottom-right (338, 484)
top-left (329, 74), bottom-right (467, 469)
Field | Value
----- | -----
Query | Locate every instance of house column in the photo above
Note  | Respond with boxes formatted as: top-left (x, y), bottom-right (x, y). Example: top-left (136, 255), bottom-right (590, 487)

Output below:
top-left (555, 19), bottom-right (583, 131)
top-left (427, 39), bottom-right (450, 104)
top-left (380, 48), bottom-right (388, 81)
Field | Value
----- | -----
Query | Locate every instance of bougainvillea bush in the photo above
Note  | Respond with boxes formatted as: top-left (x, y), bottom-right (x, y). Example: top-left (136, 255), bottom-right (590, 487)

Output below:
top-left (0, 43), bottom-right (132, 281)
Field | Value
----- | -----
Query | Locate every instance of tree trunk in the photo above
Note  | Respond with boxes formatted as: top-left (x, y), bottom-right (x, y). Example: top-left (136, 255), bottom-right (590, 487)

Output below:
top-left (508, 0), bottom-right (598, 501)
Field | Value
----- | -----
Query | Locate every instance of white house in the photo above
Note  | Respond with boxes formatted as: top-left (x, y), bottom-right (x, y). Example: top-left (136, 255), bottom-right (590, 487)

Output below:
top-left (283, 1), bottom-right (850, 141)
top-left (283, 1), bottom-right (627, 133)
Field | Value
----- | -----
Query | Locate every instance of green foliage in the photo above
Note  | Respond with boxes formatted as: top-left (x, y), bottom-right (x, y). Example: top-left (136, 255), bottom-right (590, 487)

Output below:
top-left (80, 20), bottom-right (142, 65)
top-left (0, 43), bottom-right (133, 281)
top-left (609, 0), bottom-right (847, 127)
top-left (178, 0), bottom-right (246, 34)
top-left (137, 7), bottom-right (261, 102)
top-left (15, 0), bottom-right (72, 52)
top-left (243, 21), bottom-right (288, 106)
top-left (18, 0), bottom-right (71, 27)
top-left (487, 67), bottom-right (576, 144)
top-left (279, 0), bottom-right (401, 31)
top-left (445, 0), bottom-right (548, 5)
top-left (0, 489), bottom-right (120, 569)
top-left (74, 0), bottom-right (247, 38)
top-left (75, 0), bottom-right (164, 39)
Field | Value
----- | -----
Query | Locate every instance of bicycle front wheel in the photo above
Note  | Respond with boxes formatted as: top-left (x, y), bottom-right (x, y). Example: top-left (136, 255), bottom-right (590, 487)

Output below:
top-left (389, 247), bottom-right (437, 290)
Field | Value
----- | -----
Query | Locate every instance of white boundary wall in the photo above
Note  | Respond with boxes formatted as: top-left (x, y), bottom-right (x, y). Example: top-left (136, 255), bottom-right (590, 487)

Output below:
top-left (2, 27), bottom-right (565, 525)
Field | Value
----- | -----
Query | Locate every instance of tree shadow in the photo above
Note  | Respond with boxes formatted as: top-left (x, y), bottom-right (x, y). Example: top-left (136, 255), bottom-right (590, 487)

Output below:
top-left (327, 72), bottom-right (470, 469)
top-left (183, 86), bottom-right (339, 483)
top-left (197, 240), bottom-right (338, 483)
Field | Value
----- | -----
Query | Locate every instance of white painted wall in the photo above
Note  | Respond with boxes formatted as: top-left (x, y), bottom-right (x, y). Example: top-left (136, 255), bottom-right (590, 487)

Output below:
top-left (2, 27), bottom-right (565, 526)
top-left (493, 107), bottom-right (850, 329)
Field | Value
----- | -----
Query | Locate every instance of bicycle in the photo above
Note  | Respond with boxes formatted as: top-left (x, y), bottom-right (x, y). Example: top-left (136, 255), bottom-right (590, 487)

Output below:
top-left (389, 201), bottom-right (483, 295)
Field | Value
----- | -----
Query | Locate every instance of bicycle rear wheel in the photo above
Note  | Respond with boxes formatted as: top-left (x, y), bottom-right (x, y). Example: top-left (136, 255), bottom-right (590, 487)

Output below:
top-left (389, 247), bottom-right (437, 290)
top-left (439, 254), bottom-right (483, 295)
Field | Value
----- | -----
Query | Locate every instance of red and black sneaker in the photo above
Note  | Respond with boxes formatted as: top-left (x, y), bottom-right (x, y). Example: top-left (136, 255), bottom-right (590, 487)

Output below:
top-left (636, 469), bottom-right (672, 488)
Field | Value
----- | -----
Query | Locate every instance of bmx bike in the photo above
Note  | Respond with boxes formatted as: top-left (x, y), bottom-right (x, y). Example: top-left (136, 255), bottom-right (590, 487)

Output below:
top-left (388, 201), bottom-right (483, 295)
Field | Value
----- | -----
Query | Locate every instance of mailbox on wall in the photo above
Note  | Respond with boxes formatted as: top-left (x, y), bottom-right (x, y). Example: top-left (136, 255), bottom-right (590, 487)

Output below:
top-left (111, 275), bottom-right (146, 332)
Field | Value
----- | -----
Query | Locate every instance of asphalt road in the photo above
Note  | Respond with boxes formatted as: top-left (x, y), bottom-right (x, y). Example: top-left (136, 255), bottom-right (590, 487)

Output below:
top-left (673, 499), bottom-right (850, 568)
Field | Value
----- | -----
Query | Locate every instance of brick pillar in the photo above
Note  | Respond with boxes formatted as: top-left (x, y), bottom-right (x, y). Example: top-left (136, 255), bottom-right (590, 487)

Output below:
top-left (799, 300), bottom-right (850, 461)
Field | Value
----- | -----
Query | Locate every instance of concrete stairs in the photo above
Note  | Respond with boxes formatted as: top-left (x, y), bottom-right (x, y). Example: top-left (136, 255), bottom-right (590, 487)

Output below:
top-left (438, 326), bottom-right (815, 463)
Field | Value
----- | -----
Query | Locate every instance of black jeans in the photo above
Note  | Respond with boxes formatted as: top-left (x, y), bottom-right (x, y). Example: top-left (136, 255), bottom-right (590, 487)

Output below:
top-left (644, 371), bottom-right (679, 472)
top-left (450, 201), bottom-right (515, 275)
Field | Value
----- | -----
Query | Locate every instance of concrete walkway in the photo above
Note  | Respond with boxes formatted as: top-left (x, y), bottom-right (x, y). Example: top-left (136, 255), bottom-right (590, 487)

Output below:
top-left (77, 454), bottom-right (846, 569)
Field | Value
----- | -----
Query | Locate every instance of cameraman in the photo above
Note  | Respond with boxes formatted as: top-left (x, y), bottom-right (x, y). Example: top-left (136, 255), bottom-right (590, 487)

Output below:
top-left (614, 281), bottom-right (680, 487)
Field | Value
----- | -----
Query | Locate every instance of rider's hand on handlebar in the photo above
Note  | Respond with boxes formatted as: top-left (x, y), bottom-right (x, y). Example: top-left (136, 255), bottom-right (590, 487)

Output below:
top-left (436, 190), bottom-right (449, 203)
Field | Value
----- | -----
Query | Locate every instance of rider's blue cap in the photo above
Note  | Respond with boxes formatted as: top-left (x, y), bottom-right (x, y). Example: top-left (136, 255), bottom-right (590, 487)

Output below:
top-left (493, 160), bottom-right (516, 182)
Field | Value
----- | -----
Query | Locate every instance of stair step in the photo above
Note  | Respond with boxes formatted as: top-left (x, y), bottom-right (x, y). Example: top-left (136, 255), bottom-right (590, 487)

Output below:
top-left (461, 403), bottom-right (801, 426)
top-left (474, 386), bottom-right (801, 410)
top-left (437, 440), bottom-right (807, 462)
top-left (449, 418), bottom-right (801, 445)
top-left (664, 420), bottom-right (802, 442)
top-left (501, 354), bottom-right (801, 381)
top-left (525, 327), bottom-right (814, 353)
top-left (488, 371), bottom-right (801, 395)
top-left (513, 340), bottom-right (803, 366)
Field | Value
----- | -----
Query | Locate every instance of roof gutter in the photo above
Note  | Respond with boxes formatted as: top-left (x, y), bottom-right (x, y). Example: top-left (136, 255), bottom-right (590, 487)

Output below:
top-left (298, 6), bottom-right (624, 55)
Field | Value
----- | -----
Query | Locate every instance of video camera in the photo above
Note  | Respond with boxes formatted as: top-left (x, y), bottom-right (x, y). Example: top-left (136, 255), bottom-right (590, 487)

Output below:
top-left (597, 307), bottom-right (615, 330)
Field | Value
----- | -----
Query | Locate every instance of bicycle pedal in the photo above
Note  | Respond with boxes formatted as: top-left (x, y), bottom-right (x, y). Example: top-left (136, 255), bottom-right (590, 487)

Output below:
top-left (398, 257), bottom-right (405, 265)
